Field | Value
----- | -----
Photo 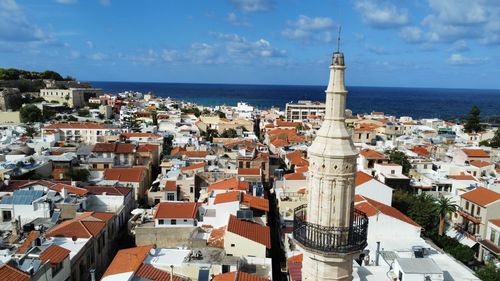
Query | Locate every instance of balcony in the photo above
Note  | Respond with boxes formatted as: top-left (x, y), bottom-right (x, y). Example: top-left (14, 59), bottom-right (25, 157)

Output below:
top-left (454, 223), bottom-right (478, 241)
top-left (458, 207), bottom-right (482, 224)
top-left (293, 204), bottom-right (368, 254)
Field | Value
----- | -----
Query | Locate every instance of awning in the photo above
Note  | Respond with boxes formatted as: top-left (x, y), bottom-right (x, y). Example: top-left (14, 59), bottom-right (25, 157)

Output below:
top-left (446, 229), bottom-right (478, 248)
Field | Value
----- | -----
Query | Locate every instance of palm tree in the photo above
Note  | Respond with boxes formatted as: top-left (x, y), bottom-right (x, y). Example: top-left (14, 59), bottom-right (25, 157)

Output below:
top-left (435, 196), bottom-right (458, 236)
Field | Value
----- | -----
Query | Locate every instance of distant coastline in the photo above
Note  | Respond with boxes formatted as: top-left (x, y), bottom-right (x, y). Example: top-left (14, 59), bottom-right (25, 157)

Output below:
top-left (91, 81), bottom-right (500, 120)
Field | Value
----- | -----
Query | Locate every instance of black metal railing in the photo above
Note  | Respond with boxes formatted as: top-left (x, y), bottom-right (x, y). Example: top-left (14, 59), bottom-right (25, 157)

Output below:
top-left (293, 204), bottom-right (368, 254)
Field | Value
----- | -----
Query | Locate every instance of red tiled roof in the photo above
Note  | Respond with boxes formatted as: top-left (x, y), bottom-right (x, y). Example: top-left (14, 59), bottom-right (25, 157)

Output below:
top-left (214, 191), bottom-right (241, 204)
top-left (288, 254), bottom-right (303, 281)
top-left (208, 177), bottom-right (249, 192)
top-left (154, 202), bottom-right (198, 219)
top-left (213, 271), bottom-right (270, 281)
top-left (102, 245), bottom-right (153, 278)
top-left (50, 183), bottom-right (89, 196)
top-left (286, 151), bottom-right (308, 166)
top-left (271, 139), bottom-right (289, 147)
top-left (103, 167), bottom-right (146, 182)
top-left (93, 142), bottom-right (116, 153)
top-left (135, 263), bottom-right (184, 281)
top-left (16, 231), bottom-right (40, 254)
top-left (461, 187), bottom-right (500, 207)
top-left (208, 226), bottom-right (226, 248)
top-left (411, 146), bottom-right (431, 157)
top-left (83, 186), bottom-right (132, 196)
top-left (0, 264), bottom-right (30, 281)
top-left (470, 160), bottom-right (492, 168)
top-left (276, 120), bottom-right (301, 128)
top-left (242, 194), bottom-right (269, 212)
top-left (40, 244), bottom-right (70, 264)
top-left (490, 219), bottom-right (500, 228)
top-left (295, 166), bottom-right (309, 173)
top-left (227, 215), bottom-right (271, 248)
top-left (164, 181), bottom-right (177, 192)
top-left (137, 144), bottom-right (159, 152)
top-left (449, 174), bottom-right (476, 181)
top-left (360, 149), bottom-right (386, 159)
top-left (355, 171), bottom-right (374, 186)
top-left (181, 162), bottom-right (205, 172)
top-left (238, 168), bottom-right (261, 176)
top-left (355, 195), bottom-right (421, 228)
top-left (284, 173), bottom-right (306, 180)
top-left (115, 143), bottom-right (135, 154)
top-left (45, 212), bottom-right (111, 238)
top-left (462, 149), bottom-right (490, 158)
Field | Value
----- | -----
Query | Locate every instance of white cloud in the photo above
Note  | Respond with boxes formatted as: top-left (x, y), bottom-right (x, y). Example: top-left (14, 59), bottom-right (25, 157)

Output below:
top-left (282, 15), bottom-right (335, 43)
top-left (229, 0), bottom-right (274, 12)
top-left (86, 40), bottom-right (94, 48)
top-left (226, 12), bottom-right (251, 27)
top-left (88, 52), bottom-right (107, 60)
top-left (355, 0), bottom-right (409, 28)
top-left (99, 0), bottom-right (111, 6)
top-left (399, 26), bottom-right (423, 43)
top-left (0, 0), bottom-right (47, 42)
top-left (447, 53), bottom-right (487, 66)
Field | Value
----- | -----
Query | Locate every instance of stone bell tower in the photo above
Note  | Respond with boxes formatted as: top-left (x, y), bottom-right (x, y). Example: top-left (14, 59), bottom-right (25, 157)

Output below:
top-left (292, 34), bottom-right (368, 281)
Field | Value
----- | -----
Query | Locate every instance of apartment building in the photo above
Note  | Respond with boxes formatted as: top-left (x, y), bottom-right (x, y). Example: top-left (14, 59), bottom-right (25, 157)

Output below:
top-left (40, 88), bottom-right (103, 108)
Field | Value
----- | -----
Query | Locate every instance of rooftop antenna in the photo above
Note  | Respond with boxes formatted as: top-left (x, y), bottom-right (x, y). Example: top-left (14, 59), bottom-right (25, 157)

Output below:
top-left (337, 25), bottom-right (342, 53)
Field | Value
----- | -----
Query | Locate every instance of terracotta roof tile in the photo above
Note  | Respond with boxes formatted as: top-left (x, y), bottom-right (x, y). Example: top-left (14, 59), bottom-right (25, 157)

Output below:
top-left (84, 186), bottom-right (132, 196)
top-left (137, 144), bottom-right (159, 152)
top-left (50, 183), bottom-right (89, 197)
top-left (0, 264), bottom-right (30, 281)
top-left (103, 167), bottom-right (146, 182)
top-left (461, 187), bottom-right (500, 207)
top-left (40, 244), bottom-right (70, 264)
top-left (93, 143), bottom-right (116, 153)
top-left (288, 254), bottom-right (303, 281)
top-left (16, 231), bottom-right (40, 254)
top-left (181, 162), bottom-right (205, 172)
top-left (241, 194), bottom-right (269, 212)
top-left (214, 191), bottom-right (241, 204)
top-left (355, 171), bottom-right (374, 186)
top-left (135, 263), bottom-right (184, 281)
top-left (449, 174), bottom-right (477, 181)
top-left (115, 143), bottom-right (135, 154)
top-left (102, 245), bottom-right (153, 278)
top-left (411, 146), bottom-right (431, 157)
top-left (462, 149), bottom-right (490, 158)
top-left (208, 226), bottom-right (226, 248)
top-left (208, 177), bottom-right (249, 192)
top-left (213, 271), bottom-right (270, 281)
top-left (238, 168), bottom-right (261, 176)
top-left (154, 202), bottom-right (198, 219)
top-left (360, 149), bottom-right (386, 159)
top-left (284, 173), bottom-right (306, 180)
top-left (121, 132), bottom-right (162, 139)
top-left (44, 123), bottom-right (106, 130)
top-left (355, 195), bottom-right (421, 228)
top-left (45, 212), bottom-right (110, 238)
top-left (490, 219), bottom-right (500, 228)
top-left (227, 215), bottom-right (270, 248)
top-left (164, 181), bottom-right (177, 192)
top-left (470, 160), bottom-right (492, 168)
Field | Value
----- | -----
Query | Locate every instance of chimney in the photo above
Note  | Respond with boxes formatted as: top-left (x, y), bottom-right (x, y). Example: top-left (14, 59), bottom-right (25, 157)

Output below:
top-left (71, 181), bottom-right (77, 187)
top-left (61, 187), bottom-right (68, 199)
top-left (375, 241), bottom-right (381, 266)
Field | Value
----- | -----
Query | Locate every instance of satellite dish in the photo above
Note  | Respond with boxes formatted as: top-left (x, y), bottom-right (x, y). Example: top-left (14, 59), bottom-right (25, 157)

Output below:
top-left (149, 248), bottom-right (157, 256)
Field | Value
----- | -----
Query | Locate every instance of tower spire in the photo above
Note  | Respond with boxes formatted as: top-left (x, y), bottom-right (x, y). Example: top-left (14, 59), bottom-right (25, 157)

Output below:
top-left (292, 40), bottom-right (368, 281)
top-left (337, 25), bottom-right (342, 53)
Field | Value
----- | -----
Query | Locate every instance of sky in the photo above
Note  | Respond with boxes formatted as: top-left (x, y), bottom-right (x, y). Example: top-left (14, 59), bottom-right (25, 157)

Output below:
top-left (1, 0), bottom-right (499, 89)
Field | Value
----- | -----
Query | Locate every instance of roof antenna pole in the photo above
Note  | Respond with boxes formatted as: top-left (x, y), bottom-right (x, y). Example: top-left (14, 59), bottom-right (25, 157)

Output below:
top-left (337, 25), bottom-right (342, 53)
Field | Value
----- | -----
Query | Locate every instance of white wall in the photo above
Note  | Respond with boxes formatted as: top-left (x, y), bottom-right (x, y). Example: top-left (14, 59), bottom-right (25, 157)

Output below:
top-left (224, 231), bottom-right (267, 258)
top-left (154, 218), bottom-right (195, 227)
top-left (356, 180), bottom-right (393, 206)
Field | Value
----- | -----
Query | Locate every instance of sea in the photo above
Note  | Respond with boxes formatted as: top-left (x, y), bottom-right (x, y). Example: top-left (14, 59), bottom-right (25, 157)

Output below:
top-left (91, 81), bottom-right (500, 120)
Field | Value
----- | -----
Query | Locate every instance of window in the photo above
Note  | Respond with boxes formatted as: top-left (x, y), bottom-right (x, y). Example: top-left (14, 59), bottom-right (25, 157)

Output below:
top-left (246, 162), bottom-right (250, 168)
top-left (471, 205), bottom-right (475, 215)
top-left (158, 219), bottom-right (164, 225)
top-left (190, 186), bottom-right (194, 193)
top-left (239, 162), bottom-right (243, 168)
top-left (477, 207), bottom-right (480, 216)
top-left (167, 193), bottom-right (175, 201)
top-left (465, 201), bottom-right (469, 209)
top-left (490, 229), bottom-right (496, 242)
top-left (231, 244), bottom-right (235, 247)
top-left (183, 219), bottom-right (188, 222)
top-left (171, 219), bottom-right (177, 225)
top-left (154, 198), bottom-right (161, 205)
top-left (2, 211), bottom-right (12, 221)
top-left (391, 170), bottom-right (395, 174)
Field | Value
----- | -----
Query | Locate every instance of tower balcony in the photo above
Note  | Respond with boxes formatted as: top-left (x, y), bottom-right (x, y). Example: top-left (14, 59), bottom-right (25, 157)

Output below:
top-left (293, 204), bottom-right (368, 254)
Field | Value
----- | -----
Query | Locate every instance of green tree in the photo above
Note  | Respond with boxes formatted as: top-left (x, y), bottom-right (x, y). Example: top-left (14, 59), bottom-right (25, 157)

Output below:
top-left (20, 105), bottom-right (43, 123)
top-left (220, 128), bottom-right (238, 138)
top-left (435, 196), bottom-right (458, 236)
top-left (464, 105), bottom-right (482, 133)
top-left (43, 107), bottom-right (57, 121)
top-left (64, 168), bottom-right (90, 182)
top-left (202, 129), bottom-right (219, 142)
top-left (488, 128), bottom-right (500, 148)
top-left (151, 110), bottom-right (158, 126)
top-left (77, 108), bottom-right (89, 117)
top-left (387, 148), bottom-right (412, 175)
top-left (447, 244), bottom-right (475, 264)
top-left (215, 110), bottom-right (226, 118)
top-left (24, 125), bottom-right (38, 137)
top-left (408, 193), bottom-right (439, 234)
top-left (476, 264), bottom-right (500, 281)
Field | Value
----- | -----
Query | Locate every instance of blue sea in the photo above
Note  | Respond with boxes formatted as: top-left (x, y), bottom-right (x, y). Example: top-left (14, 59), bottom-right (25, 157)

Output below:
top-left (91, 81), bottom-right (500, 120)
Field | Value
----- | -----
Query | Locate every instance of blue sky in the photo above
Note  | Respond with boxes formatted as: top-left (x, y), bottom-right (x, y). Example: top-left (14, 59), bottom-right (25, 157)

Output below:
top-left (1, 0), bottom-right (499, 89)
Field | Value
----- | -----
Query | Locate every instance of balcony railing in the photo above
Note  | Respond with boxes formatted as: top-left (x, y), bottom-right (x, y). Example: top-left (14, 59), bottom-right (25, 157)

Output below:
top-left (458, 206), bottom-right (481, 222)
top-left (293, 204), bottom-right (368, 254)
